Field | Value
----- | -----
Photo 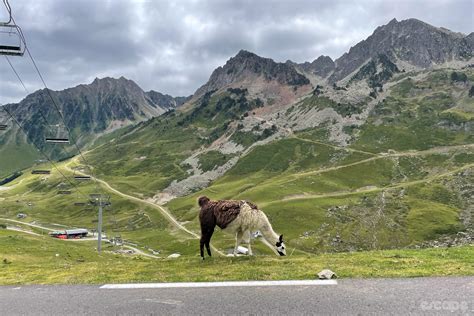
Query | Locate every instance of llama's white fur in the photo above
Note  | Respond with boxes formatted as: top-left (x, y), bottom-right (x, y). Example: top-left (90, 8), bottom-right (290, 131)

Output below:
top-left (223, 202), bottom-right (284, 255)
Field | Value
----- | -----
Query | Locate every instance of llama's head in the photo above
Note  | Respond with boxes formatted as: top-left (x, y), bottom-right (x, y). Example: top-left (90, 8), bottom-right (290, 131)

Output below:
top-left (275, 235), bottom-right (286, 256)
top-left (198, 196), bottom-right (210, 207)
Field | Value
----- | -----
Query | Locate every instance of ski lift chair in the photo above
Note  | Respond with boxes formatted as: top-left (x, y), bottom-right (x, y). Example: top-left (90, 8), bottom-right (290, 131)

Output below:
top-left (73, 166), bottom-right (91, 181)
top-left (57, 182), bottom-right (72, 195)
top-left (31, 170), bottom-right (51, 175)
top-left (0, 24), bottom-right (24, 56)
top-left (74, 175), bottom-right (91, 181)
top-left (45, 125), bottom-right (69, 144)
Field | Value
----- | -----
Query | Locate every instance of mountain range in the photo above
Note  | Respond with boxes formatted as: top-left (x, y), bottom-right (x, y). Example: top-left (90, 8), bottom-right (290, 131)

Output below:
top-left (1, 18), bottom-right (473, 254)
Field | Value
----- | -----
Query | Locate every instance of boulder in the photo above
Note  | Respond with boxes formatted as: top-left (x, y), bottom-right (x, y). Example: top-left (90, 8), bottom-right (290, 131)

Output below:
top-left (318, 269), bottom-right (337, 279)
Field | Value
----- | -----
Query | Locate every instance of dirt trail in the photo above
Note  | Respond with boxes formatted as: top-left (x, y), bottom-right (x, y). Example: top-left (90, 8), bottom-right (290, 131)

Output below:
top-left (0, 178), bottom-right (25, 191)
top-left (0, 218), bottom-right (56, 231)
top-left (292, 136), bottom-right (380, 157)
top-left (5, 226), bottom-right (41, 236)
top-left (262, 163), bottom-right (474, 206)
top-left (292, 143), bottom-right (474, 178)
top-left (248, 143), bottom-right (473, 193)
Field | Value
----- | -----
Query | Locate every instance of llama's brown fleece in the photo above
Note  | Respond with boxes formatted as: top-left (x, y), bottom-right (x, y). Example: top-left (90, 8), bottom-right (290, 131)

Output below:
top-left (198, 196), bottom-right (258, 229)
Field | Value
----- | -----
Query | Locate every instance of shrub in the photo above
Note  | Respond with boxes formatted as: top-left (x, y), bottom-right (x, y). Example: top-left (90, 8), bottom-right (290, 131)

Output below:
top-left (450, 71), bottom-right (467, 83)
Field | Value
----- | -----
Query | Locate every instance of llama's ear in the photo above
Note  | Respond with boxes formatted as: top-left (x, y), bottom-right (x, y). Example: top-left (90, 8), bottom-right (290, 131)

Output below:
top-left (279, 235), bottom-right (283, 242)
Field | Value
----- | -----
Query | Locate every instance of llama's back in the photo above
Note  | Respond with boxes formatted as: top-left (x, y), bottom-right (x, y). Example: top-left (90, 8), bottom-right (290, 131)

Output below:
top-left (206, 200), bottom-right (241, 229)
top-left (224, 202), bottom-right (268, 233)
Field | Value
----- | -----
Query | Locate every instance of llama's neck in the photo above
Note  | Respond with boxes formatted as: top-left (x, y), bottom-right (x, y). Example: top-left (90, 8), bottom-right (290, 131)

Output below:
top-left (259, 217), bottom-right (280, 245)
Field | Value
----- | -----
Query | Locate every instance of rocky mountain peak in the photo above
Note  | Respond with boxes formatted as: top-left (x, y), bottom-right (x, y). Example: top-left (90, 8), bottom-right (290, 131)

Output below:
top-left (87, 76), bottom-right (143, 94)
top-left (297, 55), bottom-right (335, 78)
top-left (146, 90), bottom-right (190, 110)
top-left (329, 18), bottom-right (473, 82)
top-left (194, 49), bottom-right (310, 97)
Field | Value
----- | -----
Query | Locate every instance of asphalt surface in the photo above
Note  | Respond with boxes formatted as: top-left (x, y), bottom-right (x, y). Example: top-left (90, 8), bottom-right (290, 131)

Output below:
top-left (1, 277), bottom-right (473, 315)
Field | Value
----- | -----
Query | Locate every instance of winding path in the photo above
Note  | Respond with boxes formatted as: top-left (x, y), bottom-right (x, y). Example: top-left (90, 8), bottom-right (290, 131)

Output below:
top-left (0, 218), bottom-right (55, 231)
top-left (262, 162), bottom-right (474, 206)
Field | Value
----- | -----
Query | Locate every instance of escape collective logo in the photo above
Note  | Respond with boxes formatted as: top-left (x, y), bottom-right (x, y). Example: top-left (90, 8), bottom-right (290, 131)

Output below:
top-left (420, 300), bottom-right (472, 312)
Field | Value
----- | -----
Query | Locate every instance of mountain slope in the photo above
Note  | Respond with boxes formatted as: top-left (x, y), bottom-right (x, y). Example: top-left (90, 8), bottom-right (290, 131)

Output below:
top-left (167, 67), bottom-right (474, 252)
top-left (0, 77), bottom-right (186, 177)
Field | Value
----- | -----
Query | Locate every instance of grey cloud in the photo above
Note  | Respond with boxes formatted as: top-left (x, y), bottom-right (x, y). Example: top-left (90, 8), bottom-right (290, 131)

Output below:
top-left (0, 0), bottom-right (472, 105)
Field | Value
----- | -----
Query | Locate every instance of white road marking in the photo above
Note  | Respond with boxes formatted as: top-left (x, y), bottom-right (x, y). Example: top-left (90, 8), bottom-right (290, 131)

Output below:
top-left (100, 279), bottom-right (337, 289)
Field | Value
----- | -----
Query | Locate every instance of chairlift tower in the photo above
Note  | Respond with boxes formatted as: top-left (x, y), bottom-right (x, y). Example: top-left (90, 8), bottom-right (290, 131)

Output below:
top-left (89, 194), bottom-right (111, 253)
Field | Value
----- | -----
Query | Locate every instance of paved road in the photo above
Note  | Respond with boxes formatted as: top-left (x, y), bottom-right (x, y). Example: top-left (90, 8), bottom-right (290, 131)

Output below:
top-left (1, 277), bottom-right (473, 315)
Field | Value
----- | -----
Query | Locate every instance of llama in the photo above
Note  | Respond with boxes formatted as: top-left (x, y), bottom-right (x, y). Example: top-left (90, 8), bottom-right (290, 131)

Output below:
top-left (198, 196), bottom-right (286, 259)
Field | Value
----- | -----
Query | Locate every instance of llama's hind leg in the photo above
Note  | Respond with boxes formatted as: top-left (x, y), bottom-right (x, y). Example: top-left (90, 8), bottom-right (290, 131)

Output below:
top-left (234, 230), bottom-right (243, 255)
top-left (200, 228), bottom-right (214, 259)
top-left (200, 237), bottom-right (205, 259)
top-left (205, 229), bottom-right (214, 257)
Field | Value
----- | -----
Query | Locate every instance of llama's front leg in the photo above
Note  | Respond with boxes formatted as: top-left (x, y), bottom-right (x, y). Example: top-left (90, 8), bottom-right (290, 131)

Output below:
top-left (234, 230), bottom-right (243, 255)
top-left (245, 231), bottom-right (253, 256)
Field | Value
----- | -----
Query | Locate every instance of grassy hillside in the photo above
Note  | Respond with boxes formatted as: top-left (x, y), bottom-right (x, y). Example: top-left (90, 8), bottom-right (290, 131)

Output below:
top-left (165, 68), bottom-right (474, 252)
top-left (167, 136), bottom-right (473, 252)
top-left (0, 129), bottom-right (40, 178)
top-left (85, 88), bottom-right (264, 197)
top-left (0, 164), bottom-right (197, 257)
top-left (1, 229), bottom-right (473, 285)
top-left (353, 70), bottom-right (473, 152)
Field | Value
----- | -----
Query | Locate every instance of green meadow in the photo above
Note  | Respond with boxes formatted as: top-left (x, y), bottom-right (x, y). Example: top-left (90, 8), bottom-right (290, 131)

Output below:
top-left (1, 230), bottom-right (473, 285)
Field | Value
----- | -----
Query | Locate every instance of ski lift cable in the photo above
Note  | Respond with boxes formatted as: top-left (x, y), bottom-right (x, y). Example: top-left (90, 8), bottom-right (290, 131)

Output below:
top-left (7, 4), bottom-right (102, 195)
top-left (4, 55), bottom-right (27, 91)
top-left (1, 0), bottom-right (12, 25)
top-left (5, 56), bottom-right (75, 155)
top-left (4, 105), bottom-right (89, 200)
top-left (2, 106), bottom-right (89, 200)
top-left (7, 0), bottom-right (104, 202)
top-left (4, 56), bottom-right (51, 123)
top-left (19, 32), bottom-right (101, 193)
top-left (23, 46), bottom-right (95, 168)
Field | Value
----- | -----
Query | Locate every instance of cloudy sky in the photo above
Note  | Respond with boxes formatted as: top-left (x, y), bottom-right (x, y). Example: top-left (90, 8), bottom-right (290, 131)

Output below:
top-left (0, 0), bottom-right (472, 104)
